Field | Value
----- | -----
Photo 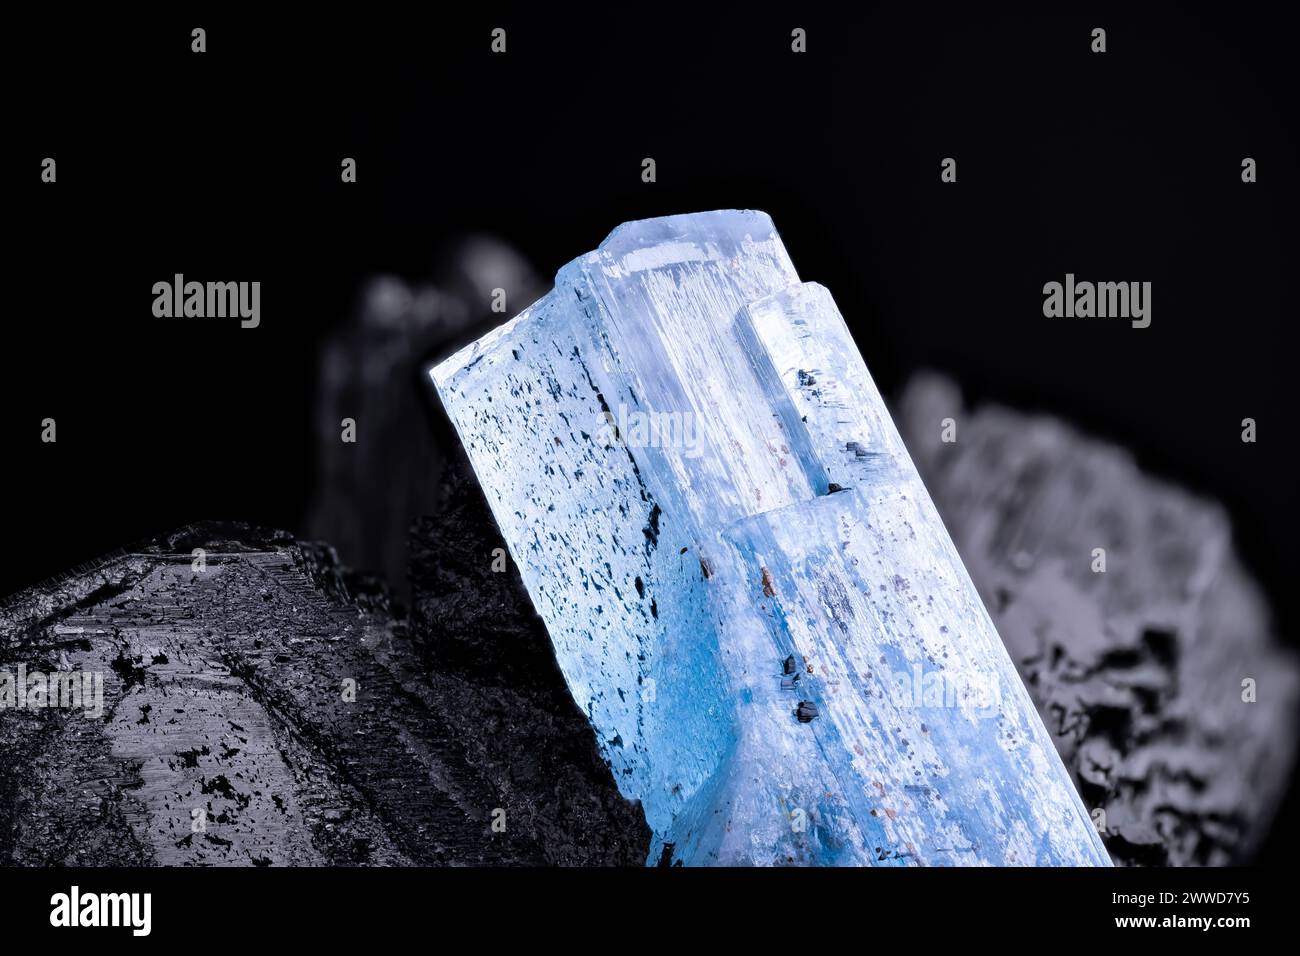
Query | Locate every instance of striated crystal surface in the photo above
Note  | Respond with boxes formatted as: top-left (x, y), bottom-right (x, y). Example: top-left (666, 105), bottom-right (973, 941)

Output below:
top-left (431, 210), bottom-right (1111, 866)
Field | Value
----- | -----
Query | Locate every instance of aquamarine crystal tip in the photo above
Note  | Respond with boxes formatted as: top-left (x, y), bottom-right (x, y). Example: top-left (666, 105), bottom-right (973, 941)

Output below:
top-left (597, 208), bottom-right (777, 254)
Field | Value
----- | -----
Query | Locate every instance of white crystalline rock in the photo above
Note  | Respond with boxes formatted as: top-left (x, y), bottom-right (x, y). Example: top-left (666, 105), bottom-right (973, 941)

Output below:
top-left (431, 210), bottom-right (1111, 866)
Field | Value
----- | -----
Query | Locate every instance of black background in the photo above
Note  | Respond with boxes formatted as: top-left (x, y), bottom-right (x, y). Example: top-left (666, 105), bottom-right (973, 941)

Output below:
top-left (7, 5), bottom-right (1298, 862)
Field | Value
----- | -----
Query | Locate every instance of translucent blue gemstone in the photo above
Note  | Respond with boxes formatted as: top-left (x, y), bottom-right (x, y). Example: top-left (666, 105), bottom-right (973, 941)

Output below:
top-left (431, 210), bottom-right (1110, 866)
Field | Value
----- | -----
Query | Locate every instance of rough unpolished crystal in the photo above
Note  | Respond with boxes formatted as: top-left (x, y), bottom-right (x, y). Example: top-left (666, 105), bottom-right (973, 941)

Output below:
top-left (431, 210), bottom-right (1110, 866)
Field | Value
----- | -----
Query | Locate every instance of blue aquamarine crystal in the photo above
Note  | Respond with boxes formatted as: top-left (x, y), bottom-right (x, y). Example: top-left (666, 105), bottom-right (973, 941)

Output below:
top-left (431, 210), bottom-right (1111, 866)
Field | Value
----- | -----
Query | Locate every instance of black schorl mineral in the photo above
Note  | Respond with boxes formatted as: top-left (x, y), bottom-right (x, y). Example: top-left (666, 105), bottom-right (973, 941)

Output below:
top-left (0, 516), bottom-right (648, 866)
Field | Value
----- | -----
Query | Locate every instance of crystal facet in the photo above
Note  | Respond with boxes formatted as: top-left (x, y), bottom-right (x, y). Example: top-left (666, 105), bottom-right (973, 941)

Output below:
top-left (430, 210), bottom-right (1111, 866)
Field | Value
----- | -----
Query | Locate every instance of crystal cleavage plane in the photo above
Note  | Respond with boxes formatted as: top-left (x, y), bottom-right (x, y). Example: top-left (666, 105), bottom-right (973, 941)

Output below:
top-left (430, 210), bottom-right (1111, 867)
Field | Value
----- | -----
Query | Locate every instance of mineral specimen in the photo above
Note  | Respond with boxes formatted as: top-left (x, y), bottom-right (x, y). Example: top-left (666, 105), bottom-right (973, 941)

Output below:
top-left (431, 210), bottom-right (1111, 866)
